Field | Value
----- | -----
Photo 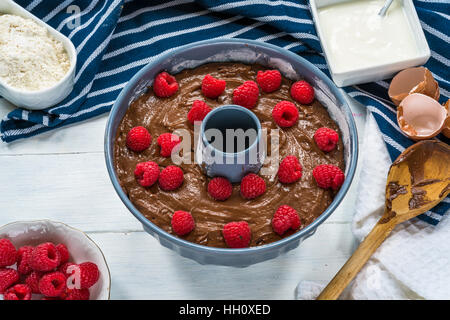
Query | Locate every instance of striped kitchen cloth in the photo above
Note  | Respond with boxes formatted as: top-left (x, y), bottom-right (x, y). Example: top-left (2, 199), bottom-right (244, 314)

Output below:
top-left (1, 0), bottom-right (449, 224)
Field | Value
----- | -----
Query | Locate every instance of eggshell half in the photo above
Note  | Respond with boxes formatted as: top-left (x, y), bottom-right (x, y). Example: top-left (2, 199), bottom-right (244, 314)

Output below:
top-left (397, 93), bottom-right (447, 141)
top-left (389, 67), bottom-right (440, 106)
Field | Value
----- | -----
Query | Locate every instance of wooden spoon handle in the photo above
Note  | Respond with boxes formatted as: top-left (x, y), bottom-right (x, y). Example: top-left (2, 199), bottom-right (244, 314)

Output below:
top-left (317, 211), bottom-right (397, 300)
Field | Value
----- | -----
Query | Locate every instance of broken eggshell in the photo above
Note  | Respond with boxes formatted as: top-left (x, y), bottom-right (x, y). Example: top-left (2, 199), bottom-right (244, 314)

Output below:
top-left (442, 99), bottom-right (450, 139)
top-left (389, 67), bottom-right (440, 106)
top-left (397, 93), bottom-right (447, 141)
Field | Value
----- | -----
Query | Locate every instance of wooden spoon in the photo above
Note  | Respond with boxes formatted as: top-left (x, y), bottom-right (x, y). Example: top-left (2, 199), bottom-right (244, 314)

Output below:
top-left (317, 140), bottom-right (450, 300)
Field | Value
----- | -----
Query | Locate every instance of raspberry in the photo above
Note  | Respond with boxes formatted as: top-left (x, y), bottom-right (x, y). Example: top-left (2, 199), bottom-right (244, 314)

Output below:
top-left (59, 262), bottom-right (76, 276)
top-left (272, 205), bottom-right (301, 236)
top-left (314, 127), bottom-right (339, 152)
top-left (135, 161), bottom-right (160, 187)
top-left (126, 126), bottom-right (152, 152)
top-left (4, 284), bottom-right (32, 300)
top-left (201, 74), bottom-right (226, 99)
top-left (25, 271), bottom-right (42, 294)
top-left (153, 71), bottom-right (179, 98)
top-left (272, 101), bottom-right (299, 128)
top-left (158, 165), bottom-right (184, 191)
top-left (256, 69), bottom-right (282, 93)
top-left (171, 211), bottom-right (195, 236)
top-left (278, 155), bottom-right (302, 184)
top-left (56, 244), bottom-right (70, 265)
top-left (207, 177), bottom-right (232, 201)
top-left (39, 272), bottom-right (67, 297)
top-left (222, 221), bottom-right (251, 248)
top-left (291, 80), bottom-right (314, 104)
top-left (313, 164), bottom-right (345, 190)
top-left (17, 245), bottom-right (34, 275)
top-left (187, 100), bottom-right (212, 124)
top-left (232, 81), bottom-right (259, 109)
top-left (240, 173), bottom-right (266, 199)
top-left (78, 262), bottom-right (100, 289)
top-left (157, 133), bottom-right (181, 157)
top-left (64, 288), bottom-right (90, 300)
top-left (0, 268), bottom-right (19, 293)
top-left (30, 242), bottom-right (61, 272)
top-left (0, 238), bottom-right (17, 267)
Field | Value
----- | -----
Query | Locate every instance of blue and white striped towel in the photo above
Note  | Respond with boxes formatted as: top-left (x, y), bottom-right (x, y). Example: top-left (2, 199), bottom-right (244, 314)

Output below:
top-left (1, 0), bottom-right (449, 224)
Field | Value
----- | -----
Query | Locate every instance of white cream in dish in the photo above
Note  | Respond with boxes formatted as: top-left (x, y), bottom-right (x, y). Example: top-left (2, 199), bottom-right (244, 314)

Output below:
top-left (318, 0), bottom-right (419, 73)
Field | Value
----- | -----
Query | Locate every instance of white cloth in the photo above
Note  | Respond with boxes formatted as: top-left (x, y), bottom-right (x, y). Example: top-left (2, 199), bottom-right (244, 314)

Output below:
top-left (296, 112), bottom-right (450, 300)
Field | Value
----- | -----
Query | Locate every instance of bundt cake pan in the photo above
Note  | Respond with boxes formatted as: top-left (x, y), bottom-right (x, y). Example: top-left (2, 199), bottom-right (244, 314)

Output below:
top-left (105, 39), bottom-right (358, 267)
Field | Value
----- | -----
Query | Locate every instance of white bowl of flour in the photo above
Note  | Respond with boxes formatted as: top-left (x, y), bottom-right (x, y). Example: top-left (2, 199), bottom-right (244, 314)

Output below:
top-left (0, 0), bottom-right (77, 110)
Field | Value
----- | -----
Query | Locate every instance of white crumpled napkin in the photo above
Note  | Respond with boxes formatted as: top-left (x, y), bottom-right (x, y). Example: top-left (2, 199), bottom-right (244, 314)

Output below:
top-left (296, 112), bottom-right (450, 300)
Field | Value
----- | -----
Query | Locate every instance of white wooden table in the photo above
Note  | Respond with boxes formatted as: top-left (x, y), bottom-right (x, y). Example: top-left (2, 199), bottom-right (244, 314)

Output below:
top-left (0, 93), bottom-right (366, 300)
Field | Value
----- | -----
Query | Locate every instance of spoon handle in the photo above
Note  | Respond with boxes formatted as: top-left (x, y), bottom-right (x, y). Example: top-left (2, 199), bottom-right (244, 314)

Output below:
top-left (378, 0), bottom-right (394, 17)
top-left (317, 210), bottom-right (397, 300)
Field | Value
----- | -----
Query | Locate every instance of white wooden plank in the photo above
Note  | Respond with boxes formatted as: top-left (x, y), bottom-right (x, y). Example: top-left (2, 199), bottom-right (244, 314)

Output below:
top-left (0, 152), bottom-right (141, 232)
top-left (0, 151), bottom-right (364, 234)
top-left (0, 101), bottom-right (108, 155)
top-left (88, 223), bottom-right (357, 300)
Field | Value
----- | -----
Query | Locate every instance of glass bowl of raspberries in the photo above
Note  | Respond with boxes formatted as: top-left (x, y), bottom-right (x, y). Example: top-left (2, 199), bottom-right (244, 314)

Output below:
top-left (0, 220), bottom-right (110, 300)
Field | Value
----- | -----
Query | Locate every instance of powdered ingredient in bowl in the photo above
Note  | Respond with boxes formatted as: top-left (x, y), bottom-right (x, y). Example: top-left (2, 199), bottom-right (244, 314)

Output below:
top-left (0, 14), bottom-right (70, 91)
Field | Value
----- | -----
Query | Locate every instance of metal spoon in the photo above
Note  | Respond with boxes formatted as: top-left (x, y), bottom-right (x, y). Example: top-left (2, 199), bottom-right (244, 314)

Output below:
top-left (378, 0), bottom-right (394, 16)
top-left (317, 140), bottom-right (450, 300)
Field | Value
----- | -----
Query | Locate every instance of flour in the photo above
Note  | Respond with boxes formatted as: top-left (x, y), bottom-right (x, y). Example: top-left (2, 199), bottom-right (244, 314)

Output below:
top-left (0, 14), bottom-right (70, 91)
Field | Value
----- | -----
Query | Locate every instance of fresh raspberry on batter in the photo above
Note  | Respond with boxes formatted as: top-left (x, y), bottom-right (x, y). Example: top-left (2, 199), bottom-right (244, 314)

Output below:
top-left (171, 211), bottom-right (195, 236)
top-left (222, 221), bottom-right (251, 248)
top-left (0, 268), bottom-right (19, 293)
top-left (64, 288), bottom-right (90, 300)
top-left (56, 244), bottom-right (70, 265)
top-left (17, 245), bottom-right (34, 275)
top-left (126, 126), bottom-right (152, 152)
top-left (240, 173), bottom-right (266, 199)
top-left (232, 81), bottom-right (259, 109)
top-left (207, 177), bottom-right (232, 201)
top-left (187, 100), bottom-right (212, 124)
top-left (314, 127), bottom-right (339, 152)
top-left (256, 69), bottom-right (282, 93)
top-left (291, 80), bottom-right (314, 104)
top-left (25, 271), bottom-right (42, 294)
top-left (158, 165), bottom-right (184, 191)
top-left (313, 164), bottom-right (345, 190)
top-left (153, 71), bottom-right (179, 98)
top-left (157, 133), bottom-right (181, 157)
top-left (30, 242), bottom-right (61, 272)
top-left (277, 155), bottom-right (302, 184)
top-left (39, 271), bottom-right (67, 297)
top-left (0, 238), bottom-right (17, 268)
top-left (4, 284), bottom-right (32, 300)
top-left (272, 101), bottom-right (299, 128)
top-left (272, 205), bottom-right (301, 236)
top-left (135, 161), bottom-right (160, 187)
top-left (202, 74), bottom-right (226, 99)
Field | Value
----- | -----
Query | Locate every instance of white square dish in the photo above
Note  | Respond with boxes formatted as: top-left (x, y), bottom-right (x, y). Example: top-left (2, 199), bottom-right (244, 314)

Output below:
top-left (309, 0), bottom-right (430, 87)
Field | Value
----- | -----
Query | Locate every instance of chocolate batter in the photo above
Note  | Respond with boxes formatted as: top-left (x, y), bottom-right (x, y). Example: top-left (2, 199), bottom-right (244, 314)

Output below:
top-left (114, 63), bottom-right (345, 248)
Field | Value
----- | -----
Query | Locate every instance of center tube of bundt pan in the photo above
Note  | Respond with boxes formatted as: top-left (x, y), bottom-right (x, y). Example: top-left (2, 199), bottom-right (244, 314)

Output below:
top-left (196, 105), bottom-right (265, 183)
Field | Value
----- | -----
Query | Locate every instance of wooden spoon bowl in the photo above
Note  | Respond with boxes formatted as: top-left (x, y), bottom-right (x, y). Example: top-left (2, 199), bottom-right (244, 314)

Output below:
top-left (317, 140), bottom-right (450, 300)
